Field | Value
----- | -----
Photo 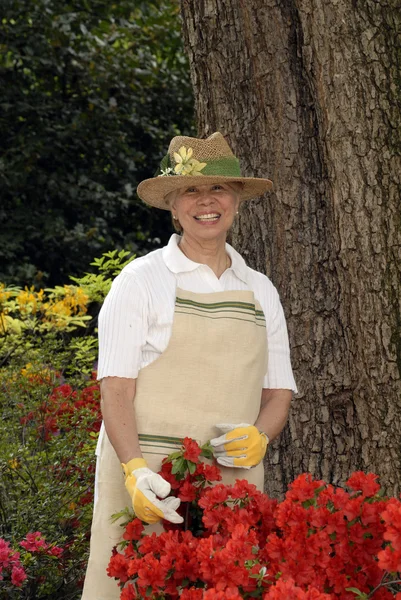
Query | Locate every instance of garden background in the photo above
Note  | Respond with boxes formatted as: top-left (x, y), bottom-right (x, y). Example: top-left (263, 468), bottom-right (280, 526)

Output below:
top-left (0, 1), bottom-right (194, 597)
top-left (1, 0), bottom-right (401, 598)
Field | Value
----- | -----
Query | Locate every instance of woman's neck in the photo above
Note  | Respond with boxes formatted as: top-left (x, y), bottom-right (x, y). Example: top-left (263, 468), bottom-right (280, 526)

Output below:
top-left (178, 234), bottom-right (230, 278)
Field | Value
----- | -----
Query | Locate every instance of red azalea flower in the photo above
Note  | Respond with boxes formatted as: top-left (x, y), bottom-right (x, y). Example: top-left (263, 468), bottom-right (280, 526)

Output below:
top-left (107, 553), bottom-right (130, 583)
top-left (20, 532), bottom-right (48, 552)
top-left (120, 583), bottom-right (137, 600)
top-left (123, 519), bottom-right (145, 542)
top-left (378, 545), bottom-right (401, 573)
top-left (381, 499), bottom-right (401, 550)
top-left (20, 411), bottom-right (35, 425)
top-left (230, 479), bottom-right (258, 499)
top-left (124, 543), bottom-right (138, 559)
top-left (263, 578), bottom-right (307, 600)
top-left (47, 545), bottom-right (63, 557)
top-left (137, 554), bottom-right (168, 590)
top-left (11, 565), bottom-right (27, 587)
top-left (285, 473), bottom-right (326, 503)
top-left (199, 484), bottom-right (230, 509)
top-left (202, 505), bottom-right (233, 533)
top-left (159, 460), bottom-right (181, 489)
top-left (78, 490), bottom-right (94, 506)
top-left (138, 532), bottom-right (164, 555)
top-left (180, 587), bottom-right (204, 600)
top-left (0, 538), bottom-right (15, 568)
top-left (179, 479), bottom-right (197, 502)
top-left (50, 384), bottom-right (73, 399)
top-left (202, 464), bottom-right (222, 482)
top-left (183, 437), bottom-right (202, 463)
top-left (204, 587), bottom-right (242, 600)
top-left (346, 471), bottom-right (381, 497)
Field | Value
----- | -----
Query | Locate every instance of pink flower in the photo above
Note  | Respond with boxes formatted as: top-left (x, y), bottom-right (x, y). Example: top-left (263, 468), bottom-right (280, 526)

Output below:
top-left (20, 532), bottom-right (48, 552)
top-left (0, 538), bottom-right (13, 567)
top-left (48, 545), bottom-right (63, 557)
top-left (0, 538), bottom-right (20, 569)
top-left (11, 565), bottom-right (27, 587)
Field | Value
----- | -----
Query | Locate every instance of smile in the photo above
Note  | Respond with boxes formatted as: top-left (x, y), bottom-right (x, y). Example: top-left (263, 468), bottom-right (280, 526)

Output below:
top-left (194, 213), bottom-right (221, 222)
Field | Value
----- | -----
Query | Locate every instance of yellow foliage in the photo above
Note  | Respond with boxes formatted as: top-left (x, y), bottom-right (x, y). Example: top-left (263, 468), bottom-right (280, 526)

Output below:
top-left (20, 362), bottom-right (54, 384)
top-left (0, 283), bottom-right (12, 305)
top-left (0, 283), bottom-right (91, 336)
top-left (17, 287), bottom-right (45, 315)
top-left (0, 313), bottom-right (24, 335)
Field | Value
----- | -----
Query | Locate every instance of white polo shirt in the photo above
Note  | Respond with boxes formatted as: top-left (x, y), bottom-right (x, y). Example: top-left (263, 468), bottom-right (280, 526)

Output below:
top-left (97, 234), bottom-right (297, 392)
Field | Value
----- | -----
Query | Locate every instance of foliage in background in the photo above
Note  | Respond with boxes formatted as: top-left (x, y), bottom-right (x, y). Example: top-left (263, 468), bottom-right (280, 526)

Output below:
top-left (0, 0), bottom-right (195, 286)
top-left (0, 251), bottom-right (132, 598)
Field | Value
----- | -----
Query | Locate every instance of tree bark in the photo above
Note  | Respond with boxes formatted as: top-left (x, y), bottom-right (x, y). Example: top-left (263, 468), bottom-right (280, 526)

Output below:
top-left (180, 0), bottom-right (401, 497)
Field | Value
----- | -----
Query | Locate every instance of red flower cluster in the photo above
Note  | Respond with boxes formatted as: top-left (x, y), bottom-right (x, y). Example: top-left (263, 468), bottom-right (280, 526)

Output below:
top-left (18, 378), bottom-right (101, 519)
top-left (0, 532), bottom-right (63, 590)
top-left (108, 440), bottom-right (401, 600)
top-left (378, 500), bottom-right (401, 573)
top-left (183, 437), bottom-right (202, 463)
top-left (20, 531), bottom-right (63, 557)
top-left (0, 538), bottom-right (26, 587)
top-left (20, 381), bottom-right (101, 441)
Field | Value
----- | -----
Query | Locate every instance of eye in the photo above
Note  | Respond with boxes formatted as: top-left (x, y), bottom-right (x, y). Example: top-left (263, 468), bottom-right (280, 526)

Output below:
top-left (184, 186), bottom-right (197, 193)
top-left (211, 184), bottom-right (223, 191)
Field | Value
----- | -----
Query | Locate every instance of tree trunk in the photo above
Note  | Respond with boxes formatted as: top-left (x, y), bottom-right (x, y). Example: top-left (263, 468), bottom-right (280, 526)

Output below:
top-left (180, 0), bottom-right (401, 497)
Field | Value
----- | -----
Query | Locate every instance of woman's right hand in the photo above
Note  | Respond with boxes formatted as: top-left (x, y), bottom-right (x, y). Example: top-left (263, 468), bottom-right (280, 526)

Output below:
top-left (122, 458), bottom-right (183, 524)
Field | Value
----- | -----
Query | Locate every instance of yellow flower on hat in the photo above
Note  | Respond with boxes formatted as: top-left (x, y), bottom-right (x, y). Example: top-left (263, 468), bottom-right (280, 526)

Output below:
top-left (173, 146), bottom-right (207, 176)
top-left (173, 146), bottom-right (193, 166)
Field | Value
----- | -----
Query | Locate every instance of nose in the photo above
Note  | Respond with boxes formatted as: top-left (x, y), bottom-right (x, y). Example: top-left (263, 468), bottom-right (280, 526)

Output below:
top-left (196, 189), bottom-right (215, 204)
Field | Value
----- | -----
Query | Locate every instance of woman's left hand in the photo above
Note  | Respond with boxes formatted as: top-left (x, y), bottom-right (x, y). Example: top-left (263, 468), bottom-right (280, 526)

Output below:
top-left (210, 423), bottom-right (269, 469)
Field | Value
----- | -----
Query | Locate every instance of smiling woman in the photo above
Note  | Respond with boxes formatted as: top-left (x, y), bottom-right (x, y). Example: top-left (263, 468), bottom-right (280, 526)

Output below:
top-left (81, 132), bottom-right (298, 600)
top-left (166, 181), bottom-right (243, 236)
top-left (166, 182), bottom-right (241, 277)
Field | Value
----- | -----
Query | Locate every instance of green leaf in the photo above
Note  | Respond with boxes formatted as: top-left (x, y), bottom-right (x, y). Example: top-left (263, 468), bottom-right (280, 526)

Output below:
top-left (159, 153), bottom-right (172, 172)
top-left (345, 588), bottom-right (368, 599)
top-left (187, 460), bottom-right (197, 474)
top-left (171, 456), bottom-right (185, 475)
top-left (201, 441), bottom-right (214, 459)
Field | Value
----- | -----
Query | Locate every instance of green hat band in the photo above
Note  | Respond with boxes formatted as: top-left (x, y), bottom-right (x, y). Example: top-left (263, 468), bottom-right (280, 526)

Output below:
top-left (158, 154), bottom-right (241, 177)
top-left (200, 157), bottom-right (241, 177)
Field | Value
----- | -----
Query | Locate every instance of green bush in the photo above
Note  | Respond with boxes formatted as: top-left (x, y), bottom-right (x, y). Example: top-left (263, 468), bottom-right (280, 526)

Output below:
top-left (0, 250), bottom-right (132, 598)
top-left (0, 0), bottom-right (194, 286)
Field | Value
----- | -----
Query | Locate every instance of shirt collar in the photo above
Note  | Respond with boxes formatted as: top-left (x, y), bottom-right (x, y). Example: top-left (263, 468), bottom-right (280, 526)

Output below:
top-left (162, 234), bottom-right (250, 285)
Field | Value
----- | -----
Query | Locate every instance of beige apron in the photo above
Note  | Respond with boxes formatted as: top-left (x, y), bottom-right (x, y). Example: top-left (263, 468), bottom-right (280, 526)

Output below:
top-left (82, 288), bottom-right (267, 600)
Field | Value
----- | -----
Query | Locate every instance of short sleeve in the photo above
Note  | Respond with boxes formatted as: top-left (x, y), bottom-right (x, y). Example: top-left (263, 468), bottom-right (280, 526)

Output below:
top-left (262, 285), bottom-right (298, 393)
top-left (97, 272), bottom-right (148, 380)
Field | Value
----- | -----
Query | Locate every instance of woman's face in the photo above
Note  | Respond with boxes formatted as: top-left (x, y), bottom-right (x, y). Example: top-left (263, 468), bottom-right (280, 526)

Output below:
top-left (170, 183), bottom-right (240, 242)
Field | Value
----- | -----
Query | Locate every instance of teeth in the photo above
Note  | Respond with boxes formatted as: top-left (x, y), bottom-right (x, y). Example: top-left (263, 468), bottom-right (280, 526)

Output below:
top-left (195, 213), bottom-right (220, 220)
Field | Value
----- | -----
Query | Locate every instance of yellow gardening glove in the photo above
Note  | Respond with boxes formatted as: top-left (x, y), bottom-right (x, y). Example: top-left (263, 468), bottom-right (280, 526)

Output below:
top-left (210, 423), bottom-right (269, 469)
top-left (122, 458), bottom-right (184, 524)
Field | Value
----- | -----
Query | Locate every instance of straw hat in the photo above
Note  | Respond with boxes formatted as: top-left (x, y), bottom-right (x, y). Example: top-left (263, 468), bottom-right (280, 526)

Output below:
top-left (137, 132), bottom-right (273, 210)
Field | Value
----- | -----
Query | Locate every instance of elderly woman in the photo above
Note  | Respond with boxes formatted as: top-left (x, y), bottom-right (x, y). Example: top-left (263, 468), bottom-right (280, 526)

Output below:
top-left (82, 132), bottom-right (297, 600)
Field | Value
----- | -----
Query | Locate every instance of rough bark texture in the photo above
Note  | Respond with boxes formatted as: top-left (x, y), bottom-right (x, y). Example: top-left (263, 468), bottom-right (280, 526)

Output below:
top-left (180, 0), bottom-right (401, 497)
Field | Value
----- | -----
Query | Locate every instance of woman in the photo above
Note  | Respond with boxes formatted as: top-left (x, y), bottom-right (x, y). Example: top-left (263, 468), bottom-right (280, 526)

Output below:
top-left (82, 132), bottom-right (297, 600)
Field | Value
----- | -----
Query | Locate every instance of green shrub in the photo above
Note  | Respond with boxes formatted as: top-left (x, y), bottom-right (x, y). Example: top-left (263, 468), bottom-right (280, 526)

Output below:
top-left (0, 250), bottom-right (133, 598)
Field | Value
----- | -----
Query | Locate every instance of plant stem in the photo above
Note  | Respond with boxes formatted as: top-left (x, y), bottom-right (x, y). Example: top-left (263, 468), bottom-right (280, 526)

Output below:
top-left (368, 576), bottom-right (401, 598)
top-left (184, 502), bottom-right (190, 531)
